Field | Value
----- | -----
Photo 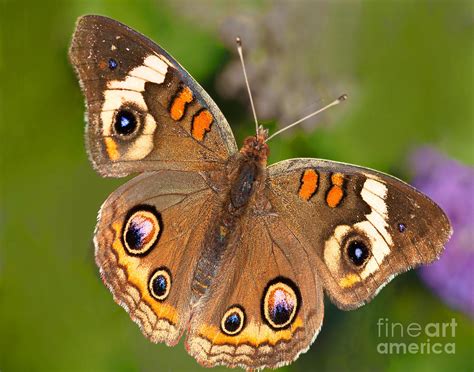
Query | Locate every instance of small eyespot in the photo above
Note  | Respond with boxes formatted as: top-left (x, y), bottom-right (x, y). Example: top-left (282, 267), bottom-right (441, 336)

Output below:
top-left (262, 278), bottom-right (300, 330)
top-left (220, 306), bottom-right (245, 336)
top-left (108, 58), bottom-right (118, 70)
top-left (123, 207), bottom-right (161, 255)
top-left (398, 223), bottom-right (406, 233)
top-left (114, 110), bottom-right (137, 135)
top-left (149, 268), bottom-right (171, 301)
top-left (347, 240), bottom-right (370, 266)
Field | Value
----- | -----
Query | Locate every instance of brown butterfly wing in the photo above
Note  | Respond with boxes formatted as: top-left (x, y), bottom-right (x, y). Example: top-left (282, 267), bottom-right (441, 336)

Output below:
top-left (185, 190), bottom-right (324, 369)
top-left (267, 158), bottom-right (452, 310)
top-left (69, 15), bottom-right (237, 177)
top-left (95, 170), bottom-right (219, 345)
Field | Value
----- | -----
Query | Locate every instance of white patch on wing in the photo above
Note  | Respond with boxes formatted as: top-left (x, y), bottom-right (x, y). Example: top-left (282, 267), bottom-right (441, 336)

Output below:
top-left (364, 178), bottom-right (388, 200)
top-left (358, 177), bottom-right (392, 277)
top-left (354, 220), bottom-right (390, 279)
top-left (323, 177), bottom-right (393, 286)
top-left (129, 65), bottom-right (165, 85)
top-left (152, 53), bottom-right (174, 68)
top-left (105, 55), bottom-right (168, 93)
top-left (122, 114), bottom-right (157, 160)
top-left (98, 54), bottom-right (171, 160)
top-left (144, 54), bottom-right (169, 74)
top-left (98, 54), bottom-right (173, 160)
top-left (108, 76), bottom-right (147, 91)
top-left (102, 90), bottom-right (145, 112)
top-left (323, 225), bottom-right (351, 272)
top-left (366, 210), bottom-right (393, 244)
top-left (361, 186), bottom-right (387, 217)
top-left (101, 90), bottom-right (146, 136)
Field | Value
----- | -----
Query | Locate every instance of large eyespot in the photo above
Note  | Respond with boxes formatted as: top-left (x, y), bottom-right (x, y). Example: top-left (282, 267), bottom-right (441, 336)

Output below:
top-left (122, 206), bottom-right (161, 256)
top-left (262, 277), bottom-right (301, 330)
top-left (149, 268), bottom-right (171, 301)
top-left (220, 306), bottom-right (245, 336)
top-left (347, 240), bottom-right (370, 266)
top-left (114, 109), bottom-right (137, 135)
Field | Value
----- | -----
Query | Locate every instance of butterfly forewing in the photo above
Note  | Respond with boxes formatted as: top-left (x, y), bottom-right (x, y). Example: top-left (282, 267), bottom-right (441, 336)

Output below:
top-left (69, 15), bottom-right (237, 177)
top-left (268, 158), bottom-right (452, 309)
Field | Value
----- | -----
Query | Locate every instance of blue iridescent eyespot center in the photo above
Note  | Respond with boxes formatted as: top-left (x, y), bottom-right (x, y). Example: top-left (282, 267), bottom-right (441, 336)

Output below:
top-left (108, 58), bottom-right (118, 70)
top-left (125, 212), bottom-right (157, 252)
top-left (347, 240), bottom-right (369, 266)
top-left (263, 279), bottom-right (300, 329)
top-left (152, 274), bottom-right (167, 297)
top-left (224, 313), bottom-right (241, 332)
top-left (149, 269), bottom-right (171, 301)
top-left (272, 298), bottom-right (292, 324)
top-left (125, 223), bottom-right (145, 250)
top-left (221, 307), bottom-right (245, 335)
top-left (268, 288), bottom-right (295, 326)
top-left (398, 223), bottom-right (406, 233)
top-left (114, 110), bottom-right (137, 135)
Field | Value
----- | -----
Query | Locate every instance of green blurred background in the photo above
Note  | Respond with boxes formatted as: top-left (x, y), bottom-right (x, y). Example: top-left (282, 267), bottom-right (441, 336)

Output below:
top-left (1, 0), bottom-right (473, 371)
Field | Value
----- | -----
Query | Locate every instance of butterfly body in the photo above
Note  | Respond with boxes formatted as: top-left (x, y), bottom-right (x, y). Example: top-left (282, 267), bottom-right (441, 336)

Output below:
top-left (69, 15), bottom-right (452, 369)
top-left (186, 132), bottom-right (269, 301)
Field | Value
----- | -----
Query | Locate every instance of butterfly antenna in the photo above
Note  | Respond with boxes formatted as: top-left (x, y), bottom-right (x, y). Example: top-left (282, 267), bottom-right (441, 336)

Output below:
top-left (236, 37), bottom-right (259, 135)
top-left (265, 94), bottom-right (348, 142)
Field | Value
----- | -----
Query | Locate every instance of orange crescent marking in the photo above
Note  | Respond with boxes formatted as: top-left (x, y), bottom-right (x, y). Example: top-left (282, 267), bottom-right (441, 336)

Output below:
top-left (326, 173), bottom-right (345, 208)
top-left (170, 86), bottom-right (193, 121)
top-left (331, 173), bottom-right (344, 187)
top-left (111, 222), bottom-right (178, 324)
top-left (104, 138), bottom-right (119, 161)
top-left (340, 273), bottom-right (361, 288)
top-left (298, 169), bottom-right (319, 200)
top-left (192, 110), bottom-right (213, 141)
top-left (198, 317), bottom-right (303, 347)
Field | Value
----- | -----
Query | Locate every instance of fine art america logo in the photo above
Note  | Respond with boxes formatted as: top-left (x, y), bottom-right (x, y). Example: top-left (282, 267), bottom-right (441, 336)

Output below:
top-left (376, 318), bottom-right (457, 354)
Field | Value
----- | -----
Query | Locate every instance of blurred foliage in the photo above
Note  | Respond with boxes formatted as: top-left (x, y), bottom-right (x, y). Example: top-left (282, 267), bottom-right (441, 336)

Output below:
top-left (0, 0), bottom-right (473, 371)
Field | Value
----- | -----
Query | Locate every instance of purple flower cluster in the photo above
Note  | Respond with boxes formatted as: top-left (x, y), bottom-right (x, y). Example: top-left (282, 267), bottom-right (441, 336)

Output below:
top-left (411, 147), bottom-right (474, 318)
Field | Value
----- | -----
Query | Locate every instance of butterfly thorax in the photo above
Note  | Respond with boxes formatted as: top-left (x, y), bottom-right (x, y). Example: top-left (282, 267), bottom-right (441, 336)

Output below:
top-left (239, 133), bottom-right (270, 165)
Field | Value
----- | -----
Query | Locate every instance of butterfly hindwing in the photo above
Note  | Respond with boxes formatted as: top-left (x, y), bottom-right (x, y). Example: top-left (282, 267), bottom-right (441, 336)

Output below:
top-left (69, 15), bottom-right (237, 177)
top-left (95, 170), bottom-right (220, 345)
top-left (185, 196), bottom-right (324, 369)
top-left (267, 158), bottom-right (452, 309)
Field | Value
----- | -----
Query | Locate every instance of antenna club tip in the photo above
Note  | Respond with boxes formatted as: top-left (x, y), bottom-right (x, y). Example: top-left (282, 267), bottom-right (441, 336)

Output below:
top-left (235, 36), bottom-right (242, 46)
top-left (338, 94), bottom-right (348, 102)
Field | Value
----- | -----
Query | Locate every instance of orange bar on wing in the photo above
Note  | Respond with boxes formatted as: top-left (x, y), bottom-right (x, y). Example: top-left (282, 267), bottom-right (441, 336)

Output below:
top-left (331, 173), bottom-right (344, 187)
top-left (192, 110), bottom-right (213, 141)
top-left (298, 169), bottom-right (319, 201)
top-left (326, 173), bottom-right (344, 207)
top-left (170, 86), bottom-right (193, 121)
top-left (104, 137), bottom-right (119, 161)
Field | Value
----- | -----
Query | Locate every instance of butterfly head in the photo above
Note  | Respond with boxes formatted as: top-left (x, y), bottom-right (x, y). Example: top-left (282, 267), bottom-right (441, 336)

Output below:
top-left (240, 126), bottom-right (269, 164)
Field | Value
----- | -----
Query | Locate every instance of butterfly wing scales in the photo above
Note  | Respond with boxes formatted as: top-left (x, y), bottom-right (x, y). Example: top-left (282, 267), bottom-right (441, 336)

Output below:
top-left (95, 170), bottom-right (219, 345)
top-left (69, 15), bottom-right (237, 177)
top-left (185, 198), bottom-right (324, 369)
top-left (267, 158), bottom-right (452, 309)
